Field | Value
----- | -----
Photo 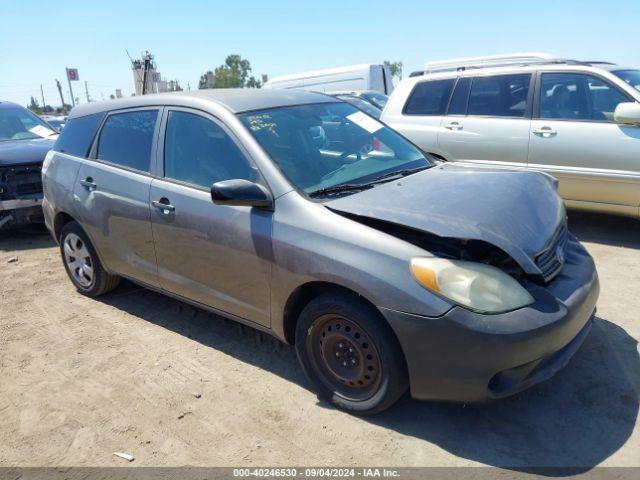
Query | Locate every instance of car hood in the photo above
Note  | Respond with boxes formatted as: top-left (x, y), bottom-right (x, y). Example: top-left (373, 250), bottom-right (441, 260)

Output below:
top-left (326, 164), bottom-right (565, 275)
top-left (0, 138), bottom-right (56, 166)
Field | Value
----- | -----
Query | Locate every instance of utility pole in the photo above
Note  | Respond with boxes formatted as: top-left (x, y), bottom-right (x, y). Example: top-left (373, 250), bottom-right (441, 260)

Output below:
top-left (40, 84), bottom-right (46, 110)
top-left (141, 52), bottom-right (151, 95)
top-left (84, 81), bottom-right (91, 102)
top-left (65, 68), bottom-right (76, 106)
top-left (55, 79), bottom-right (65, 110)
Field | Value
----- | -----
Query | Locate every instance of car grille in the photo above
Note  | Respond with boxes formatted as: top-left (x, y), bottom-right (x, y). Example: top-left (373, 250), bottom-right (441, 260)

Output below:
top-left (535, 222), bottom-right (569, 282)
top-left (0, 164), bottom-right (43, 200)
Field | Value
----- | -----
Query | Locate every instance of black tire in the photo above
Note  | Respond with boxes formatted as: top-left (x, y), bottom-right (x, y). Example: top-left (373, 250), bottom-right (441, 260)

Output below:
top-left (59, 221), bottom-right (120, 297)
top-left (295, 292), bottom-right (408, 415)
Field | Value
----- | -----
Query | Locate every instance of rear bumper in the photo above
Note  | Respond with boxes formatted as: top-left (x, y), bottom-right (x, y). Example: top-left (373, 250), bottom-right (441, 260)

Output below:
top-left (380, 236), bottom-right (599, 403)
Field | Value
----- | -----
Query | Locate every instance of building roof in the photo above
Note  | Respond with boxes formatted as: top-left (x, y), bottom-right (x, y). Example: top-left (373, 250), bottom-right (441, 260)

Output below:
top-left (68, 88), bottom-right (335, 119)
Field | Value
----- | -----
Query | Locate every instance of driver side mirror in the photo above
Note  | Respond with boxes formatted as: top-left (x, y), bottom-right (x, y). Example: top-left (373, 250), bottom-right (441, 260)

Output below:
top-left (210, 179), bottom-right (273, 209)
top-left (614, 102), bottom-right (640, 126)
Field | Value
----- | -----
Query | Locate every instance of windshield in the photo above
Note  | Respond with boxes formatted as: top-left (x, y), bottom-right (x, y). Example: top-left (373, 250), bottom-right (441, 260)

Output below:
top-left (613, 69), bottom-right (640, 92)
top-left (239, 102), bottom-right (430, 196)
top-left (336, 95), bottom-right (382, 118)
top-left (360, 92), bottom-right (389, 109)
top-left (0, 107), bottom-right (57, 142)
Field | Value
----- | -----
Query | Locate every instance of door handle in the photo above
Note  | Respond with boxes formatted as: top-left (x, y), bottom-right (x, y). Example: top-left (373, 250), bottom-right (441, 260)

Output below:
top-left (80, 177), bottom-right (97, 190)
top-left (533, 126), bottom-right (557, 137)
top-left (152, 199), bottom-right (176, 213)
top-left (444, 122), bottom-right (463, 131)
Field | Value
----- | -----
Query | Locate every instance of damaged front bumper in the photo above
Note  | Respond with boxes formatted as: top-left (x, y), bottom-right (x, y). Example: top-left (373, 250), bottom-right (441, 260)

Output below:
top-left (380, 235), bottom-right (599, 403)
top-left (1, 163), bottom-right (45, 229)
top-left (0, 197), bottom-right (44, 229)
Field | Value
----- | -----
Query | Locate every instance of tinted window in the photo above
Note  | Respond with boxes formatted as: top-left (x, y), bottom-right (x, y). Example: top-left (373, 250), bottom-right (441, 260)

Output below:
top-left (447, 77), bottom-right (471, 115)
top-left (468, 74), bottom-right (531, 117)
top-left (164, 111), bottom-right (255, 188)
top-left (97, 110), bottom-right (157, 172)
top-left (53, 113), bottom-right (104, 157)
top-left (403, 79), bottom-right (454, 115)
top-left (539, 73), bottom-right (629, 121)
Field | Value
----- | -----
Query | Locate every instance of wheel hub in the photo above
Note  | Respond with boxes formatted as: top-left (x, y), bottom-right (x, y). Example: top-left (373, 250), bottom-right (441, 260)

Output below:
top-left (63, 233), bottom-right (94, 288)
top-left (316, 316), bottom-right (380, 391)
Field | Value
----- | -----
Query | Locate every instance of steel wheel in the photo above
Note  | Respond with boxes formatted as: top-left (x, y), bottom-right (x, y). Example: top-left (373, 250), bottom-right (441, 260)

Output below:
top-left (308, 314), bottom-right (382, 401)
top-left (63, 232), bottom-right (94, 288)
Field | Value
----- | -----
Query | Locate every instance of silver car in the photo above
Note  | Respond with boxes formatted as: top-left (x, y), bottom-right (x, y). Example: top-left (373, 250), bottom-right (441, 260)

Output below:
top-left (43, 89), bottom-right (599, 414)
top-left (382, 54), bottom-right (640, 217)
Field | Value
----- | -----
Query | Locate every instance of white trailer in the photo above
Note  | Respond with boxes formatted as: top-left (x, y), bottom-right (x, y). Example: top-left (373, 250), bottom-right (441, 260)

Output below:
top-left (263, 64), bottom-right (395, 95)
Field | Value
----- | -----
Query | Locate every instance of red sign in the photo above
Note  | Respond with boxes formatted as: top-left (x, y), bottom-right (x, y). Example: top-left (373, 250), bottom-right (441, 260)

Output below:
top-left (66, 68), bottom-right (79, 81)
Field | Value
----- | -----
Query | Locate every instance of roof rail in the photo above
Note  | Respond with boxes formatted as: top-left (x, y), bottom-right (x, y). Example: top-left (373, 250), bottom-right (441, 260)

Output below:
top-left (423, 52), bottom-right (558, 72)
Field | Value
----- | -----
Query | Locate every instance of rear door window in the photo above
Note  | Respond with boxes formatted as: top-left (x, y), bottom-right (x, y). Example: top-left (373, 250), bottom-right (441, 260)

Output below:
top-left (53, 113), bottom-right (104, 157)
top-left (403, 79), bottom-right (455, 115)
top-left (468, 74), bottom-right (531, 117)
top-left (97, 110), bottom-right (158, 172)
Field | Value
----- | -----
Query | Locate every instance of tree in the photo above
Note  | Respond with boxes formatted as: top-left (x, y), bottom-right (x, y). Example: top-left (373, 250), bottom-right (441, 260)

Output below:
top-left (245, 75), bottom-right (262, 89)
top-left (383, 60), bottom-right (403, 80)
top-left (215, 54), bottom-right (250, 88)
top-left (199, 54), bottom-right (261, 89)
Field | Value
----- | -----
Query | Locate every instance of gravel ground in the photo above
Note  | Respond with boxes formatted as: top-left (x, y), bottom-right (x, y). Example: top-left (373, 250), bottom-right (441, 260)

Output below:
top-left (0, 211), bottom-right (638, 472)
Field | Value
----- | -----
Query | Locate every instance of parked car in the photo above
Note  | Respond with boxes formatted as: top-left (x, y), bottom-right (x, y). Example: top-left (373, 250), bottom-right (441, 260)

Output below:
top-left (332, 90), bottom-right (389, 109)
top-left (43, 90), bottom-right (599, 414)
top-left (0, 101), bottom-right (57, 229)
top-left (382, 53), bottom-right (640, 217)
top-left (330, 93), bottom-right (383, 118)
top-left (263, 64), bottom-right (394, 95)
top-left (41, 115), bottom-right (66, 132)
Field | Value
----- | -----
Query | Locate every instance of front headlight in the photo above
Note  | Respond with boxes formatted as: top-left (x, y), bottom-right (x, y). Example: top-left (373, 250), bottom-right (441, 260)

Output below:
top-left (410, 257), bottom-right (534, 314)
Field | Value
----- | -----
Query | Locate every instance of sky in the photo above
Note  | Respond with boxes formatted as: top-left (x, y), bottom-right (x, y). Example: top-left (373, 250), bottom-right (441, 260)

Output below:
top-left (1, 0), bottom-right (639, 107)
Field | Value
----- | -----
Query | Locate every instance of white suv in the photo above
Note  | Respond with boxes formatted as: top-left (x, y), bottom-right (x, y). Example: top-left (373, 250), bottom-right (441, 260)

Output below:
top-left (382, 53), bottom-right (640, 217)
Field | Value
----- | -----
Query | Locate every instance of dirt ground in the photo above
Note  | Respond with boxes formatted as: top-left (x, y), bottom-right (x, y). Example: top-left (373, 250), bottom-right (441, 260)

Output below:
top-left (0, 211), bottom-right (638, 471)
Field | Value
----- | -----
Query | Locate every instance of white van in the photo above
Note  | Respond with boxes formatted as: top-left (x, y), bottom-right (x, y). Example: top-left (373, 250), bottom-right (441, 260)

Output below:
top-left (263, 64), bottom-right (395, 95)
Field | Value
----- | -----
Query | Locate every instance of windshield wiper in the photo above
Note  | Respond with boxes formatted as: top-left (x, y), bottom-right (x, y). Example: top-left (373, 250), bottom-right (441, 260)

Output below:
top-left (369, 165), bottom-right (432, 183)
top-left (308, 183), bottom-right (374, 198)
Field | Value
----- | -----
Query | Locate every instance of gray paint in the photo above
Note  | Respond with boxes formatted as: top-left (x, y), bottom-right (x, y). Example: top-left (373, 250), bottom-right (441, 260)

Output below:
top-left (44, 93), bottom-right (584, 346)
top-left (67, 89), bottom-right (336, 119)
top-left (327, 163), bottom-right (565, 275)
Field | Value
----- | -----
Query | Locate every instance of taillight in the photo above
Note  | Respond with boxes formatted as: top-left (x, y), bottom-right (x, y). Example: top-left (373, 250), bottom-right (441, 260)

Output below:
top-left (372, 138), bottom-right (381, 151)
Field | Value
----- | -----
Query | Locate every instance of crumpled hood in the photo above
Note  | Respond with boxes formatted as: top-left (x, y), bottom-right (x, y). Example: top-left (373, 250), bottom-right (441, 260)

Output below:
top-left (0, 138), bottom-right (56, 166)
top-left (327, 163), bottom-right (565, 275)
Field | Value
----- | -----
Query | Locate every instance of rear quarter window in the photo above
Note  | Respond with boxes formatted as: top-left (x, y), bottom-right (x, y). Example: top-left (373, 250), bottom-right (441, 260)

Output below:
top-left (403, 79), bottom-right (455, 116)
top-left (53, 113), bottom-right (104, 157)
